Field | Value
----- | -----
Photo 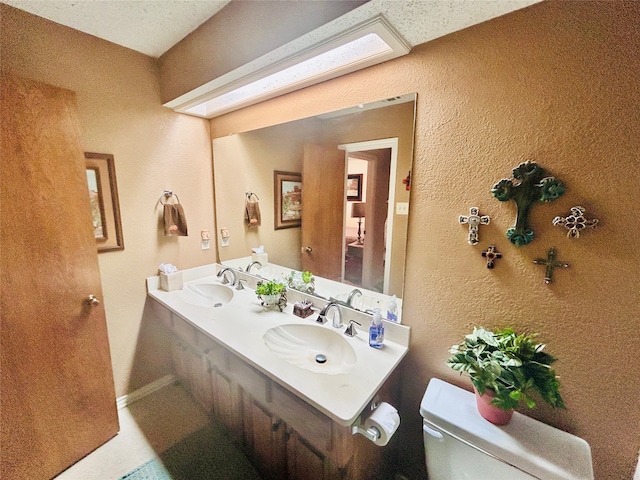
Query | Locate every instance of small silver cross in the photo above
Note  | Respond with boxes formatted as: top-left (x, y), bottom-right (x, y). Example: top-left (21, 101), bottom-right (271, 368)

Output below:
top-left (459, 207), bottom-right (490, 245)
top-left (552, 206), bottom-right (598, 238)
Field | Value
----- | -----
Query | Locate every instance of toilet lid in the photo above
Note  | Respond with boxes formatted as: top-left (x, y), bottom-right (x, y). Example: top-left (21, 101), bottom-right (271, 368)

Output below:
top-left (420, 378), bottom-right (594, 480)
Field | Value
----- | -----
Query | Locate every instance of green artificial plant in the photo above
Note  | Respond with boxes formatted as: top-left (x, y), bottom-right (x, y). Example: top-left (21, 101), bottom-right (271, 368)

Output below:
top-left (446, 327), bottom-right (566, 411)
top-left (255, 279), bottom-right (286, 297)
top-left (287, 270), bottom-right (315, 294)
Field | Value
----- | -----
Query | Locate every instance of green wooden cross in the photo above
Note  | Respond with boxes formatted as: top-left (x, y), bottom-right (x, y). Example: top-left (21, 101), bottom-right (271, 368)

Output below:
top-left (533, 247), bottom-right (569, 284)
top-left (492, 161), bottom-right (565, 246)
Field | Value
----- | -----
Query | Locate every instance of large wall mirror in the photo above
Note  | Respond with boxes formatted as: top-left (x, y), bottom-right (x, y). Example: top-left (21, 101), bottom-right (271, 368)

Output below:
top-left (212, 93), bottom-right (416, 317)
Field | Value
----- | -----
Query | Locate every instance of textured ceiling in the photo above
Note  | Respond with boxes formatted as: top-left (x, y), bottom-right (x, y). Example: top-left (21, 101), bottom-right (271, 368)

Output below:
top-left (1, 0), bottom-right (541, 58)
top-left (0, 0), bottom-right (232, 57)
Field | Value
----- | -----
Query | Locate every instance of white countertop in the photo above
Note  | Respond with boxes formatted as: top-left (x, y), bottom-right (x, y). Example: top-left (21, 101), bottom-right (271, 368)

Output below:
top-left (147, 264), bottom-right (409, 426)
top-left (221, 256), bottom-right (404, 323)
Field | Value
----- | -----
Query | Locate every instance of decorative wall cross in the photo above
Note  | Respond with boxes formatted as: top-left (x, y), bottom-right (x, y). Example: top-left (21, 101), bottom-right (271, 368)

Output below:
top-left (552, 206), bottom-right (598, 238)
top-left (459, 207), bottom-right (490, 245)
top-left (492, 161), bottom-right (565, 246)
top-left (482, 245), bottom-right (502, 269)
top-left (402, 171), bottom-right (411, 191)
top-left (533, 247), bottom-right (569, 284)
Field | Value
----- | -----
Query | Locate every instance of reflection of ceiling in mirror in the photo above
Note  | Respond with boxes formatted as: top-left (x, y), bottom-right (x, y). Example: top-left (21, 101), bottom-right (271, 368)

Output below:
top-left (315, 93), bottom-right (415, 119)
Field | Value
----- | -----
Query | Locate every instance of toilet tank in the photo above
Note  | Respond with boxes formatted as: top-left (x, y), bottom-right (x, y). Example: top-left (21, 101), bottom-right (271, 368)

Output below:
top-left (420, 378), bottom-right (594, 480)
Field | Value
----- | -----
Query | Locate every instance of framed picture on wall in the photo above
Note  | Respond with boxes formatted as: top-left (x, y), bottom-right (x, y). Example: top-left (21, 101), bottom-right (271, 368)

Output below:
top-left (274, 170), bottom-right (302, 229)
top-left (347, 173), bottom-right (363, 201)
top-left (85, 152), bottom-right (124, 252)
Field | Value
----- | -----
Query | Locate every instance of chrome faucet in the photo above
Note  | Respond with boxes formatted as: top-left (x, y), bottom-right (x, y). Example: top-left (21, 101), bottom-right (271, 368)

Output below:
top-left (346, 288), bottom-right (362, 307)
top-left (246, 261), bottom-right (262, 274)
top-left (217, 267), bottom-right (237, 286)
top-left (344, 320), bottom-right (361, 337)
top-left (317, 302), bottom-right (342, 328)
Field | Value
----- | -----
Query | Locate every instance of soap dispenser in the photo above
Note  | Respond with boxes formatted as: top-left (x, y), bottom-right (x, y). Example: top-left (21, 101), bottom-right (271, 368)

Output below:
top-left (369, 308), bottom-right (384, 349)
top-left (386, 295), bottom-right (398, 322)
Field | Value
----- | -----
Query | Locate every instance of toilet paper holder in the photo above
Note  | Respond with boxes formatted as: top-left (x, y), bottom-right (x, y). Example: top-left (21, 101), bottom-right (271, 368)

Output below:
top-left (351, 400), bottom-right (400, 446)
top-left (352, 423), bottom-right (381, 442)
top-left (352, 397), bottom-right (381, 441)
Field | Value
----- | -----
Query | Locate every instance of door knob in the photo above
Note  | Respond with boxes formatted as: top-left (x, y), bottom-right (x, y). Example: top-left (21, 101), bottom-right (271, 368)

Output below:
top-left (301, 246), bottom-right (312, 254)
top-left (85, 295), bottom-right (100, 307)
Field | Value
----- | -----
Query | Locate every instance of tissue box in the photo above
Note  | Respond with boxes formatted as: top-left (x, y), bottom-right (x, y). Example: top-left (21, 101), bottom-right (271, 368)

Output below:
top-left (160, 272), bottom-right (183, 291)
top-left (251, 253), bottom-right (268, 265)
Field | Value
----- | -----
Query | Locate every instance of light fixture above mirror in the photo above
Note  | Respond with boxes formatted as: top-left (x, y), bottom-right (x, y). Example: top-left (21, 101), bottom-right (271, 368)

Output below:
top-left (165, 15), bottom-right (410, 119)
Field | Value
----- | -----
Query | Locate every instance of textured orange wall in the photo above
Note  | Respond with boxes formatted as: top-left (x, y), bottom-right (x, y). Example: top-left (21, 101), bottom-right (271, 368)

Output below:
top-left (211, 2), bottom-right (640, 478)
top-left (1, 5), bottom-right (216, 397)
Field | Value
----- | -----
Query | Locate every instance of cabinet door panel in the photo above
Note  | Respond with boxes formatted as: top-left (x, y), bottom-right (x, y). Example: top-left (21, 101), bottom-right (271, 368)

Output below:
top-left (212, 368), bottom-right (242, 437)
top-left (287, 429), bottom-right (332, 480)
top-left (272, 383), bottom-right (332, 453)
top-left (245, 395), bottom-right (287, 480)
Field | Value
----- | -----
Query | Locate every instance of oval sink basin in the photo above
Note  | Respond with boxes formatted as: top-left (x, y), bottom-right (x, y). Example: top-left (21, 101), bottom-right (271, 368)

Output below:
top-left (179, 283), bottom-right (234, 307)
top-left (263, 324), bottom-right (356, 375)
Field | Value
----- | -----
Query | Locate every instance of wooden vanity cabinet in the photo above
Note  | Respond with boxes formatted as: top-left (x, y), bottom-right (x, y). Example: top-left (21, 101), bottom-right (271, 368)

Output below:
top-left (154, 302), bottom-right (398, 480)
top-left (243, 392), bottom-right (288, 480)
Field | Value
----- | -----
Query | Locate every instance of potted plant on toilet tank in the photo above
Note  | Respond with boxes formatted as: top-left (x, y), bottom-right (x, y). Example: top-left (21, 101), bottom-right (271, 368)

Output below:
top-left (446, 327), bottom-right (565, 425)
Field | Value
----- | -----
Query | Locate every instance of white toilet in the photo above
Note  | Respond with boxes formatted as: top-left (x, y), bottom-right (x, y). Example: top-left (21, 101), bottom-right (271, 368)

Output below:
top-left (420, 378), bottom-right (594, 480)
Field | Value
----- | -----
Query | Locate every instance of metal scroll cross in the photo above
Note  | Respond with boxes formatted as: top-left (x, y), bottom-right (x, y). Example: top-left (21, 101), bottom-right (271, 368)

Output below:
top-left (482, 245), bottom-right (502, 269)
top-left (459, 207), bottom-right (490, 245)
top-left (533, 247), bottom-right (569, 284)
top-left (552, 206), bottom-right (599, 238)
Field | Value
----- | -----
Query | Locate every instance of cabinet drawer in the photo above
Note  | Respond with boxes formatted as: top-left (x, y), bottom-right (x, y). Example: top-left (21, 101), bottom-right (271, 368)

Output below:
top-left (228, 354), bottom-right (270, 405)
top-left (198, 332), bottom-right (228, 371)
top-left (271, 384), bottom-right (333, 452)
top-left (172, 315), bottom-right (197, 345)
top-left (149, 299), bottom-right (173, 329)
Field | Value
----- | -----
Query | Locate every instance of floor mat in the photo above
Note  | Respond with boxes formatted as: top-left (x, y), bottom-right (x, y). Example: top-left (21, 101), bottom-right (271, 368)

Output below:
top-left (119, 423), bottom-right (261, 480)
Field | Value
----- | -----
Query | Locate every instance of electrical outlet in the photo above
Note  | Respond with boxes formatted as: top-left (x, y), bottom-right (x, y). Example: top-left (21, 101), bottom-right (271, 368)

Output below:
top-left (396, 202), bottom-right (409, 215)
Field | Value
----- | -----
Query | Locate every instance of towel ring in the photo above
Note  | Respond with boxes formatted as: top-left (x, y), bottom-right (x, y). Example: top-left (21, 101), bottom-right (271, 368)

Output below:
top-left (160, 190), bottom-right (180, 205)
top-left (246, 192), bottom-right (259, 201)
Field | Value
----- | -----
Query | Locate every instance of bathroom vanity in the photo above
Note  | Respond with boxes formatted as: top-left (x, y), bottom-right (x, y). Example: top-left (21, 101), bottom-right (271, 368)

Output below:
top-left (147, 264), bottom-right (410, 480)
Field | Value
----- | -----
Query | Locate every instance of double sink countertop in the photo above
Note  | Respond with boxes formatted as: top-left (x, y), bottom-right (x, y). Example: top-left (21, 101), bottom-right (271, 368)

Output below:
top-left (147, 263), bottom-right (410, 426)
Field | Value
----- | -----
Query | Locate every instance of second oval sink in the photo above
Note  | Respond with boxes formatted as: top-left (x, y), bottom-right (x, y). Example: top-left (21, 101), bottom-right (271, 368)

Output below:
top-left (263, 324), bottom-right (356, 375)
top-left (179, 283), bottom-right (234, 307)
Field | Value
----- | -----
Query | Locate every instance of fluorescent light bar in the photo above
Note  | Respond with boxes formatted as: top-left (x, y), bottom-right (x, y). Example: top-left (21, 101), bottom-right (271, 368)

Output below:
top-left (186, 33), bottom-right (391, 117)
top-left (168, 15), bottom-right (411, 119)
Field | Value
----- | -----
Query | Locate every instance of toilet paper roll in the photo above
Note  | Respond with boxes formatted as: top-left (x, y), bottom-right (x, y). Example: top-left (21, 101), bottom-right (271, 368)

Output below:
top-left (364, 402), bottom-right (400, 446)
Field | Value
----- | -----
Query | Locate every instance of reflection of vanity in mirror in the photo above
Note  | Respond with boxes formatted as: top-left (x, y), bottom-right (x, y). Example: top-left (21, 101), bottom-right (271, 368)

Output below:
top-left (212, 93), bottom-right (416, 321)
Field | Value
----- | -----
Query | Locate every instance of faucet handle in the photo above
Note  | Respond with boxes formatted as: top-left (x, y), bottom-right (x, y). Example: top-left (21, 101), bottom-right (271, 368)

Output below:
top-left (316, 314), bottom-right (327, 325)
top-left (236, 279), bottom-right (247, 290)
top-left (344, 320), bottom-right (361, 337)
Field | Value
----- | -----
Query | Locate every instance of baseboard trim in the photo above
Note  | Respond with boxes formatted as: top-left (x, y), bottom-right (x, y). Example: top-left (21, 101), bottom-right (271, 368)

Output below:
top-left (116, 374), bottom-right (177, 410)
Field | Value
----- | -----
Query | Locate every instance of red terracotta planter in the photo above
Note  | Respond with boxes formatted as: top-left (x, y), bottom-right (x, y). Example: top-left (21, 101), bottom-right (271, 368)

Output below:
top-left (474, 387), bottom-right (514, 425)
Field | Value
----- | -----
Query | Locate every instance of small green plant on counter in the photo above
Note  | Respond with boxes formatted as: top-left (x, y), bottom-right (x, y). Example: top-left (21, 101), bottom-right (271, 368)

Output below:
top-left (446, 327), bottom-right (566, 411)
top-left (255, 279), bottom-right (286, 297)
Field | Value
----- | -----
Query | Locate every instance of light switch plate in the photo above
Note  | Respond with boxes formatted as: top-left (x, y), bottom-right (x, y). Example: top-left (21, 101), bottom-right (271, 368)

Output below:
top-left (201, 230), bottom-right (211, 250)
